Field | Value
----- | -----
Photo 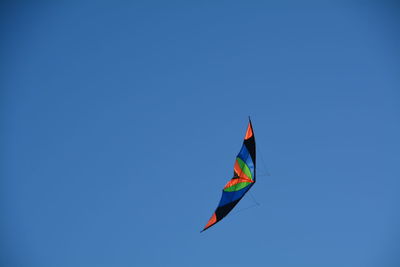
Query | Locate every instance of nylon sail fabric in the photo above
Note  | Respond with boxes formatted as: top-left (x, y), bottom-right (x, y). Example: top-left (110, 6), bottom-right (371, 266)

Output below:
top-left (201, 119), bottom-right (256, 232)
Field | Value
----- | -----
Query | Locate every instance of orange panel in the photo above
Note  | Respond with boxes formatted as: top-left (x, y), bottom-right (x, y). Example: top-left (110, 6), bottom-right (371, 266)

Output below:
top-left (244, 122), bottom-right (253, 140)
top-left (204, 213), bottom-right (217, 229)
top-left (234, 160), bottom-right (251, 180)
top-left (224, 177), bottom-right (253, 189)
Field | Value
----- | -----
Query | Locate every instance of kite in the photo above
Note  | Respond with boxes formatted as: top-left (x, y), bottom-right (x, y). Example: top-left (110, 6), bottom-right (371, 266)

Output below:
top-left (201, 118), bottom-right (256, 232)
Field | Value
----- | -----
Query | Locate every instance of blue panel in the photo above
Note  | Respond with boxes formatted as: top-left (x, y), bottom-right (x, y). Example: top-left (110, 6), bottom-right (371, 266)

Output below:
top-left (237, 144), bottom-right (255, 178)
top-left (217, 184), bottom-right (253, 207)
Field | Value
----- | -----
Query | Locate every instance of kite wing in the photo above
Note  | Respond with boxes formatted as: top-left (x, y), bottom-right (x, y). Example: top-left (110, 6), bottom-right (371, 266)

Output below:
top-left (201, 119), bottom-right (256, 232)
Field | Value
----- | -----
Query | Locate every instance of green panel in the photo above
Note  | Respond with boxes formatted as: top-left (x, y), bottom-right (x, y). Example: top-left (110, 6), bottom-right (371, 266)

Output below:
top-left (236, 157), bottom-right (252, 179)
top-left (224, 182), bottom-right (252, 192)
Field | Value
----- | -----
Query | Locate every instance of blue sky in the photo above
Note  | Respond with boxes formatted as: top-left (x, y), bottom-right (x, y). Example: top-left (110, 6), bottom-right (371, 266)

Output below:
top-left (1, 1), bottom-right (400, 266)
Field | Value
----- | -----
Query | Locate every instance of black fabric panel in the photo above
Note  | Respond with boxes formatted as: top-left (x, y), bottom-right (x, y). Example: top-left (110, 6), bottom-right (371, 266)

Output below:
top-left (244, 136), bottom-right (256, 164)
top-left (215, 199), bottom-right (241, 221)
top-left (244, 120), bottom-right (256, 181)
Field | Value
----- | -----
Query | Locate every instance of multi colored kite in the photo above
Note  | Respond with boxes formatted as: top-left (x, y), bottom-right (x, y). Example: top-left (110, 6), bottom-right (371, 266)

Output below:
top-left (201, 118), bottom-right (256, 232)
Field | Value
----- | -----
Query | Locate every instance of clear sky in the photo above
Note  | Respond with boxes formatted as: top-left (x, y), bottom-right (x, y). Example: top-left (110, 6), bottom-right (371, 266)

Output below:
top-left (1, 1), bottom-right (400, 267)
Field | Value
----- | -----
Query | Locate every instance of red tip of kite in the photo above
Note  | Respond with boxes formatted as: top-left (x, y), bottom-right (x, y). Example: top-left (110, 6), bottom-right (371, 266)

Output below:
top-left (244, 123), bottom-right (253, 140)
top-left (203, 213), bottom-right (217, 231)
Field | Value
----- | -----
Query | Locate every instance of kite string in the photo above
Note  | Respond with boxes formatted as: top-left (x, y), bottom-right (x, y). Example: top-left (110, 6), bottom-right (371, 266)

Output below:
top-left (257, 145), bottom-right (271, 177)
top-left (248, 191), bottom-right (260, 206)
top-left (230, 202), bottom-right (260, 216)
